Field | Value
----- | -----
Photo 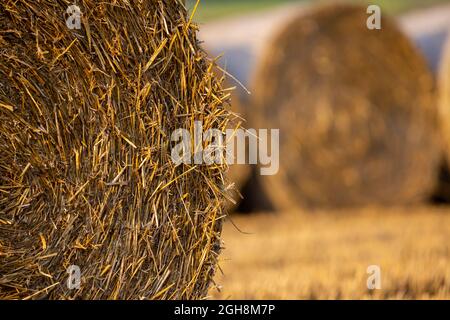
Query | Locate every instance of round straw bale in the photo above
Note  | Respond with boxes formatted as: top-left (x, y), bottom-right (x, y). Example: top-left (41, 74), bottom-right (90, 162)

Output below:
top-left (252, 4), bottom-right (441, 208)
top-left (432, 33), bottom-right (450, 203)
top-left (439, 34), bottom-right (450, 162)
top-left (0, 0), bottom-right (230, 299)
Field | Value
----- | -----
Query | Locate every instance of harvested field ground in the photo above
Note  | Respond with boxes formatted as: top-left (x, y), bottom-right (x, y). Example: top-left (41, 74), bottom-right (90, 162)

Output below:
top-left (210, 207), bottom-right (450, 299)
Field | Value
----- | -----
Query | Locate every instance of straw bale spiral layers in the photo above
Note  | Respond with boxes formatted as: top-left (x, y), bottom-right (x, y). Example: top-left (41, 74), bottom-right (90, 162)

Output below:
top-left (0, 0), bottom-right (231, 299)
top-left (253, 4), bottom-right (441, 208)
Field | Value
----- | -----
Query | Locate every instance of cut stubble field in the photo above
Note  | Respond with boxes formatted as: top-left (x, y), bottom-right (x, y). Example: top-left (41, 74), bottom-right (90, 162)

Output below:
top-left (210, 207), bottom-right (450, 299)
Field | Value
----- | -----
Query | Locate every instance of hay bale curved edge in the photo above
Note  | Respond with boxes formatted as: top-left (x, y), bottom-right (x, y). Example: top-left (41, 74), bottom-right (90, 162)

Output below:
top-left (0, 0), bottom-right (230, 299)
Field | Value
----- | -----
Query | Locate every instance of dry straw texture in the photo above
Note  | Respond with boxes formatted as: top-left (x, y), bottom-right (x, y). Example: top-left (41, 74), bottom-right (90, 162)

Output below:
top-left (0, 0), bottom-right (231, 299)
top-left (253, 3), bottom-right (441, 209)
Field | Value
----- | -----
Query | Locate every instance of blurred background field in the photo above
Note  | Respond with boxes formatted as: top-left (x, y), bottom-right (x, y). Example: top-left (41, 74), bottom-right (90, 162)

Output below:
top-left (211, 208), bottom-right (450, 299)
top-left (193, 0), bottom-right (450, 300)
